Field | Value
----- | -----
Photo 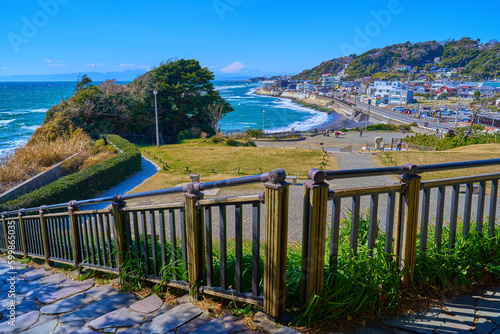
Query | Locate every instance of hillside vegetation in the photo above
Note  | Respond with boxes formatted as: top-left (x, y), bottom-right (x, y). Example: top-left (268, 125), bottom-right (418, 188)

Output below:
top-left (294, 37), bottom-right (500, 81)
top-left (35, 59), bottom-right (232, 142)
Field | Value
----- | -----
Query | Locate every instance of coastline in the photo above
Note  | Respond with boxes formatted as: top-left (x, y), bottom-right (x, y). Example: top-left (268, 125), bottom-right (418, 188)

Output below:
top-left (254, 88), bottom-right (368, 131)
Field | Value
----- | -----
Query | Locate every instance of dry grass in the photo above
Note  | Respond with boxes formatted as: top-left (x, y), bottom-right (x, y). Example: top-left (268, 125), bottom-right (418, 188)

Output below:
top-left (0, 128), bottom-right (92, 193)
top-left (384, 143), bottom-right (500, 181)
top-left (136, 140), bottom-right (338, 191)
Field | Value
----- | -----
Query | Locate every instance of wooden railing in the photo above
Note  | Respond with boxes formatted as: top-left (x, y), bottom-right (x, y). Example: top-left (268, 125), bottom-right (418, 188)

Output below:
top-left (1, 169), bottom-right (288, 318)
top-left (1, 159), bottom-right (500, 319)
top-left (302, 159), bottom-right (500, 303)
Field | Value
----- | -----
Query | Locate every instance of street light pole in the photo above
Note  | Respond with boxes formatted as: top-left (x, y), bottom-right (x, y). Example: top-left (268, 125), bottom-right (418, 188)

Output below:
top-left (263, 110), bottom-right (266, 134)
top-left (365, 99), bottom-right (371, 132)
top-left (153, 90), bottom-right (159, 148)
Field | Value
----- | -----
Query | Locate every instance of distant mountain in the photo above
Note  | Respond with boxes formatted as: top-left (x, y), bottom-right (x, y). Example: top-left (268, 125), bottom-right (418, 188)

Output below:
top-left (293, 38), bottom-right (500, 81)
top-left (0, 69), bottom-right (147, 82)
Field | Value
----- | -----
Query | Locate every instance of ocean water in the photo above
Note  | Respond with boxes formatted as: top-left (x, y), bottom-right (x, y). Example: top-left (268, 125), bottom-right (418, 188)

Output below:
top-left (0, 81), bottom-right (332, 156)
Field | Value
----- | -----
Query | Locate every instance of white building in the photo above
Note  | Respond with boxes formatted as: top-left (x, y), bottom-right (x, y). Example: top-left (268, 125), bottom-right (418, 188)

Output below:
top-left (296, 82), bottom-right (315, 92)
top-left (321, 76), bottom-right (336, 88)
top-left (367, 81), bottom-right (413, 105)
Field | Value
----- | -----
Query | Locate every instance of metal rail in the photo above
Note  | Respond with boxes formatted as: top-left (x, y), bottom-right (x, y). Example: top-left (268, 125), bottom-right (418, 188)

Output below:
top-left (308, 158), bottom-right (500, 183)
top-left (2, 169), bottom-right (285, 217)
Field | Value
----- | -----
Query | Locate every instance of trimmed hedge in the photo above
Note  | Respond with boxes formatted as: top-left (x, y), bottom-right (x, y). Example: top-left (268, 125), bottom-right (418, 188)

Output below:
top-left (0, 135), bottom-right (142, 212)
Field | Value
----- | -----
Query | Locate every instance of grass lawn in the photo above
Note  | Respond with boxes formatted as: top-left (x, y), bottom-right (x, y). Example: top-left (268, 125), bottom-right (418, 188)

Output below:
top-left (133, 139), bottom-right (338, 192)
top-left (379, 143), bottom-right (500, 196)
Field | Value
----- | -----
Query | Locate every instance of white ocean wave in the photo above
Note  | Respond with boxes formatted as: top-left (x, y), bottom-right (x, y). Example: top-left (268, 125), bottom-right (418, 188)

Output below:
top-left (0, 108), bottom-right (48, 115)
top-left (21, 125), bottom-right (40, 131)
top-left (0, 119), bottom-right (15, 127)
top-left (268, 112), bottom-right (330, 132)
top-left (215, 84), bottom-right (248, 91)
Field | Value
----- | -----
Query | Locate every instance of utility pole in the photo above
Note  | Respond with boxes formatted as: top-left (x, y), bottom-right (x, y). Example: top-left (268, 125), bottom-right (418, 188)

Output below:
top-left (153, 90), bottom-right (159, 148)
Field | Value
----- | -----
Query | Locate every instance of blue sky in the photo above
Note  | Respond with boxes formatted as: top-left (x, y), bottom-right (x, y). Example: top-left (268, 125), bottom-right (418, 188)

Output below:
top-left (1, 0), bottom-right (499, 77)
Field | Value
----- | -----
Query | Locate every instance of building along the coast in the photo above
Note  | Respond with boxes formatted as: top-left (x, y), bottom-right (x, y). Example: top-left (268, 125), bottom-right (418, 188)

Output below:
top-left (367, 81), bottom-right (413, 105)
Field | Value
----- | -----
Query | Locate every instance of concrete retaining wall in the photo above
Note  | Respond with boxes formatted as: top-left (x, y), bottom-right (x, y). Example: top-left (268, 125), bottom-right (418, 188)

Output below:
top-left (0, 152), bottom-right (81, 205)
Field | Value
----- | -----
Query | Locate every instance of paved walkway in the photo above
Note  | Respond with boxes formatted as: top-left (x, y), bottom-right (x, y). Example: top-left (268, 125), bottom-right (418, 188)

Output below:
top-left (361, 288), bottom-right (500, 334)
top-left (0, 259), bottom-right (301, 334)
top-left (84, 157), bottom-right (159, 210)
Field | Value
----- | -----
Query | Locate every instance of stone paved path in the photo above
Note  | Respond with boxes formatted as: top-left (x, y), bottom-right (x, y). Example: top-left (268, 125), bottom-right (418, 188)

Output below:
top-left (363, 288), bottom-right (500, 334)
top-left (0, 259), bottom-right (299, 334)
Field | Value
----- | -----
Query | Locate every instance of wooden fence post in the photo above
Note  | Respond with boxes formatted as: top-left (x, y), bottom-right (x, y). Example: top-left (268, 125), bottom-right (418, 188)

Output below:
top-left (398, 165), bottom-right (421, 289)
top-left (184, 184), bottom-right (205, 300)
top-left (39, 207), bottom-right (52, 265)
top-left (300, 169), bottom-right (329, 307)
top-left (18, 210), bottom-right (28, 258)
top-left (111, 197), bottom-right (129, 270)
top-left (67, 202), bottom-right (81, 270)
top-left (264, 169), bottom-right (289, 319)
top-left (1, 214), bottom-right (8, 251)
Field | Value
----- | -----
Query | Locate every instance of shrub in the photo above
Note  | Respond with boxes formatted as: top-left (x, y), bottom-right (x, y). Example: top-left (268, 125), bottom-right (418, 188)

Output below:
top-left (210, 136), bottom-right (224, 144)
top-left (0, 135), bottom-right (141, 212)
top-left (226, 139), bottom-right (237, 146)
top-left (246, 129), bottom-right (263, 138)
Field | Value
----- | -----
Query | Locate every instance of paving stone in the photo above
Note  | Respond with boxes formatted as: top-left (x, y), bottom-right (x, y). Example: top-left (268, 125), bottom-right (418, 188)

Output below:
top-left (0, 293), bottom-right (24, 309)
top-left (25, 283), bottom-right (60, 300)
top-left (130, 295), bottom-right (163, 314)
top-left (254, 311), bottom-right (280, 333)
top-left (0, 310), bottom-right (40, 333)
top-left (22, 269), bottom-right (51, 282)
top-left (42, 273), bottom-right (67, 284)
top-left (60, 278), bottom-right (84, 287)
top-left (103, 328), bottom-right (116, 333)
top-left (73, 326), bottom-right (100, 334)
top-left (60, 293), bottom-right (138, 323)
top-left (38, 279), bottom-right (94, 304)
top-left (382, 307), bottom-right (444, 334)
top-left (117, 328), bottom-right (141, 334)
top-left (17, 267), bottom-right (35, 275)
top-left (477, 296), bottom-right (500, 326)
top-left (275, 327), bottom-right (302, 334)
top-left (176, 312), bottom-right (212, 334)
top-left (222, 313), bottom-right (247, 333)
top-left (1, 280), bottom-right (27, 293)
top-left (356, 323), bottom-right (391, 334)
top-left (40, 294), bottom-right (87, 314)
top-left (83, 285), bottom-right (117, 302)
top-left (86, 307), bottom-right (146, 329)
top-left (443, 295), bottom-right (476, 327)
top-left (36, 314), bottom-right (59, 326)
top-left (146, 302), bottom-right (203, 334)
top-left (54, 320), bottom-right (86, 334)
top-left (440, 313), bottom-right (474, 332)
top-left (475, 316), bottom-right (498, 334)
top-left (0, 299), bottom-right (37, 319)
top-left (188, 318), bottom-right (228, 334)
top-left (175, 294), bottom-right (191, 304)
top-left (18, 281), bottom-right (42, 294)
top-left (23, 318), bottom-right (58, 334)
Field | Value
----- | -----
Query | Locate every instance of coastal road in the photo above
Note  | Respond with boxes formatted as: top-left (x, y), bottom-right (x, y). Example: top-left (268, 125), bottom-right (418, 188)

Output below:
top-left (354, 101), bottom-right (452, 131)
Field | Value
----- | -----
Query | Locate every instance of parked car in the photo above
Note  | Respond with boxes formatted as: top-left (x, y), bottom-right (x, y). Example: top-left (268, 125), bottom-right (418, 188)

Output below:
top-left (393, 107), bottom-right (405, 111)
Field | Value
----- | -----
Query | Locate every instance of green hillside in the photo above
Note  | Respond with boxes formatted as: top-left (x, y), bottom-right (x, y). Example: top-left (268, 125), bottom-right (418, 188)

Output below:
top-left (293, 38), bottom-right (499, 81)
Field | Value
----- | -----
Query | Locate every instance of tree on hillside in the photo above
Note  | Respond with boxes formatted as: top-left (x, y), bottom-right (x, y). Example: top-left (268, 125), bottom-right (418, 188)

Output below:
top-left (75, 74), bottom-right (93, 93)
top-left (129, 59), bottom-right (233, 138)
top-left (462, 92), bottom-right (499, 141)
top-left (207, 102), bottom-right (227, 134)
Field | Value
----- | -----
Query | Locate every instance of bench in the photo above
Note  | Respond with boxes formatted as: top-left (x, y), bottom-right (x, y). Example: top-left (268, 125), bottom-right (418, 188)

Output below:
top-left (286, 176), bottom-right (298, 185)
top-left (460, 184), bottom-right (480, 194)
